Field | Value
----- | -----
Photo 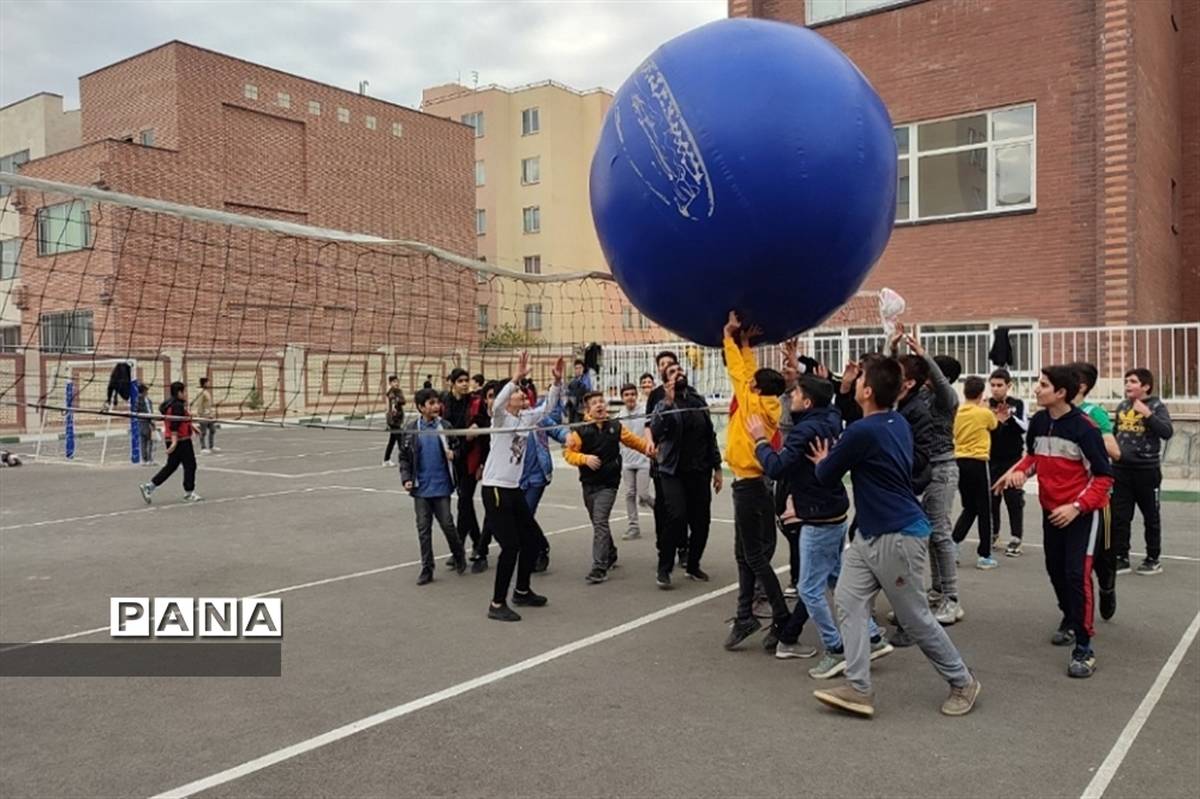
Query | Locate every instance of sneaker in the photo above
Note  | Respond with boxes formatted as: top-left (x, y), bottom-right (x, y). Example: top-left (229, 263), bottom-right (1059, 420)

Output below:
top-left (201, 448), bottom-right (212, 455)
top-left (416, 569), bottom-right (433, 586)
top-left (1068, 649), bottom-right (1096, 678)
top-left (976, 556), bottom-right (999, 570)
top-left (686, 568), bottom-right (710, 582)
top-left (942, 675), bottom-right (981, 716)
top-left (138, 483), bottom-right (154, 504)
top-left (752, 596), bottom-right (773, 619)
top-left (723, 617), bottom-right (763, 650)
top-left (677, 550), bottom-right (688, 570)
top-left (926, 588), bottom-right (943, 607)
top-left (453, 554), bottom-right (468, 575)
top-left (533, 551), bottom-right (550, 573)
top-left (783, 585), bottom-right (798, 599)
top-left (762, 624), bottom-right (783, 652)
top-left (586, 567), bottom-right (608, 584)
top-left (813, 683), bottom-right (874, 718)
top-left (934, 598), bottom-right (964, 625)
top-left (1005, 539), bottom-right (1023, 557)
top-left (1115, 556), bottom-right (1132, 575)
top-left (656, 569), bottom-right (672, 589)
top-left (382, 460), bottom-right (392, 467)
top-left (621, 530), bottom-right (641, 540)
top-left (211, 447), bottom-right (221, 452)
top-left (182, 492), bottom-right (202, 503)
top-left (775, 641), bottom-right (818, 659)
top-left (487, 603), bottom-right (521, 622)
top-left (1136, 558), bottom-right (1163, 576)
top-left (1100, 587), bottom-right (1117, 620)
top-left (471, 557), bottom-right (488, 574)
top-left (870, 637), bottom-right (895, 661)
top-left (511, 589), bottom-right (548, 607)
top-left (889, 628), bottom-right (917, 648)
top-left (1051, 626), bottom-right (1076, 646)
top-left (808, 651), bottom-right (847, 679)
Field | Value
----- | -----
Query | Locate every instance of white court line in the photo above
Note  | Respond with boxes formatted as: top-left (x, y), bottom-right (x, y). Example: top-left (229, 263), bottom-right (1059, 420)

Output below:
top-left (1080, 608), bottom-right (1200, 799)
top-left (204, 465), bottom-right (382, 480)
top-left (149, 573), bottom-right (757, 799)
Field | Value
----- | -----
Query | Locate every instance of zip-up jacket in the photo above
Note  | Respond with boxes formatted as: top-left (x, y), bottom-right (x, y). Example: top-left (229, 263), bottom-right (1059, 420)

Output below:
top-left (988, 396), bottom-right (1027, 464)
top-left (897, 390), bottom-right (936, 494)
top-left (1014, 407), bottom-right (1114, 512)
top-left (649, 388), bottom-right (721, 476)
top-left (723, 335), bottom-right (781, 479)
top-left (520, 397), bottom-right (568, 490)
top-left (755, 405), bottom-right (849, 523)
top-left (397, 417), bottom-right (455, 491)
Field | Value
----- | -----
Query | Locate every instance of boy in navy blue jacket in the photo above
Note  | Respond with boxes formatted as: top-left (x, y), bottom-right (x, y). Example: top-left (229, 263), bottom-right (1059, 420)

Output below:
top-left (808, 357), bottom-right (979, 719)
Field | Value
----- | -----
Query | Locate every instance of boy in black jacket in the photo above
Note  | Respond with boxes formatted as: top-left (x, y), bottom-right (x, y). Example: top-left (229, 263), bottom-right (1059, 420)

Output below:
top-left (1112, 368), bottom-right (1174, 575)
top-left (987, 369), bottom-right (1027, 556)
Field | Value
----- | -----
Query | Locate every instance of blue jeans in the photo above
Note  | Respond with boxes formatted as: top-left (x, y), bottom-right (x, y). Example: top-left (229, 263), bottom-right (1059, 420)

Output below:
top-left (524, 484), bottom-right (546, 515)
top-left (799, 520), bottom-right (880, 651)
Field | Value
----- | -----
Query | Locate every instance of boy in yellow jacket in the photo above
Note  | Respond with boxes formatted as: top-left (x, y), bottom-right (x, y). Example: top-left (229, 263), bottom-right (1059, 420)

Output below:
top-left (952, 375), bottom-right (1000, 569)
top-left (722, 311), bottom-right (790, 651)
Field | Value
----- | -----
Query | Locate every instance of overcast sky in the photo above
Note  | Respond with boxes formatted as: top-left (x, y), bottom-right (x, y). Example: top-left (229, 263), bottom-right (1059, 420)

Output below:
top-left (1, 0), bottom-right (727, 109)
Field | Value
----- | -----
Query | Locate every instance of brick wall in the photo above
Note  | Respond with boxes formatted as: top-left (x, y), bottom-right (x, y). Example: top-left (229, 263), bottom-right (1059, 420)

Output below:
top-left (1178, 0), bottom-right (1200, 319)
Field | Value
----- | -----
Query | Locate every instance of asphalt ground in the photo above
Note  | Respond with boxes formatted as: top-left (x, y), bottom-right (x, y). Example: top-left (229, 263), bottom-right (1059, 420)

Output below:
top-left (1, 428), bottom-right (1198, 799)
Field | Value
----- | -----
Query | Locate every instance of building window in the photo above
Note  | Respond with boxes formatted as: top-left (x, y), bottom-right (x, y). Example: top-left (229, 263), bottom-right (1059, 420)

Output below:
top-left (476, 304), bottom-right (489, 332)
top-left (0, 149), bottom-right (30, 197)
top-left (0, 325), bottom-right (19, 353)
top-left (806, 0), bottom-right (910, 25)
top-left (621, 304), bottom-right (634, 330)
top-left (139, 129), bottom-right (155, 147)
top-left (475, 160), bottom-right (486, 187)
top-left (523, 255), bottom-right (541, 275)
top-left (522, 206), bottom-right (541, 234)
top-left (521, 157), bottom-right (540, 185)
top-left (392, 122), bottom-right (403, 138)
top-left (36, 201), bottom-right (91, 256)
top-left (524, 303), bottom-right (543, 331)
top-left (308, 100), bottom-right (321, 116)
top-left (337, 107), bottom-right (350, 123)
top-left (476, 209), bottom-right (487, 236)
top-left (894, 103), bottom-right (1035, 223)
top-left (244, 83), bottom-right (258, 100)
top-left (39, 309), bottom-right (94, 353)
top-left (276, 92), bottom-right (291, 109)
top-left (1, 239), bottom-right (20, 280)
top-left (461, 111), bottom-right (484, 138)
top-left (365, 115), bottom-right (377, 130)
top-left (522, 107), bottom-right (540, 135)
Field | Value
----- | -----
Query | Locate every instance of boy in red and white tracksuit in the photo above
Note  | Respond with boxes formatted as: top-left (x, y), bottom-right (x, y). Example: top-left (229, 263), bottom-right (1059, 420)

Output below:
top-left (995, 366), bottom-right (1112, 678)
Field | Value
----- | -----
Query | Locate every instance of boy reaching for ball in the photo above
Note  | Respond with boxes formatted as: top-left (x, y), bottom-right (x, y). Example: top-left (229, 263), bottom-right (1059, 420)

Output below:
top-left (564, 391), bottom-right (655, 584)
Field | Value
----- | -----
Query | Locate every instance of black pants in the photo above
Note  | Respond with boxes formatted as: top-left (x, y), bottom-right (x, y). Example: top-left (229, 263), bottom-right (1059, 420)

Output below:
top-left (952, 458), bottom-right (992, 558)
top-left (778, 523), bottom-right (809, 645)
top-left (732, 478), bottom-right (788, 624)
top-left (1112, 466), bottom-right (1162, 560)
top-left (1043, 508), bottom-right (1097, 650)
top-left (658, 470), bottom-right (712, 573)
top-left (455, 464), bottom-right (482, 556)
top-left (1094, 506), bottom-right (1116, 594)
top-left (384, 429), bottom-right (402, 462)
top-left (782, 523), bottom-right (801, 588)
top-left (152, 439), bottom-right (197, 493)
top-left (989, 457), bottom-right (1025, 541)
top-left (483, 485), bottom-right (538, 604)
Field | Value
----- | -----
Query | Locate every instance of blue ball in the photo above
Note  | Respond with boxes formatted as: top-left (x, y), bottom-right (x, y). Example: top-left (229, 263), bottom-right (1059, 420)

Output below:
top-left (590, 18), bottom-right (897, 347)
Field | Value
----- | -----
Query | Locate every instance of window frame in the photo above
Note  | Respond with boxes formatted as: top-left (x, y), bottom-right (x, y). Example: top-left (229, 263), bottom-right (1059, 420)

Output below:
top-left (38, 309), bottom-right (94, 354)
top-left (474, 160), bottom-right (486, 187)
top-left (476, 304), bottom-right (489, 333)
top-left (365, 115), bottom-right (377, 130)
top-left (276, 91), bottom-right (291, 109)
top-left (391, 121), bottom-right (403, 138)
top-left (521, 107), bottom-right (540, 136)
top-left (894, 102), bottom-right (1036, 224)
top-left (0, 325), bottom-right (19, 353)
top-left (522, 205), bottom-right (541, 234)
top-left (337, 107), bottom-right (350, 123)
top-left (475, 208), bottom-right (487, 236)
top-left (520, 156), bottom-right (540, 186)
top-left (0, 149), bottom-right (31, 197)
top-left (36, 200), bottom-right (92, 256)
top-left (0, 238), bottom-right (20, 280)
top-left (244, 83), bottom-right (258, 100)
top-left (523, 255), bottom-right (541, 275)
top-left (461, 112), bottom-right (484, 138)
top-left (138, 129), bottom-right (155, 147)
top-left (308, 100), bottom-right (322, 116)
top-left (806, 0), bottom-right (914, 25)
top-left (524, 303), bottom-right (543, 332)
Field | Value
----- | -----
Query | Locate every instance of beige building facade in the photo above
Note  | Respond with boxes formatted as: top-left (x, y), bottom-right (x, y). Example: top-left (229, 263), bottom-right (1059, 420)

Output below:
top-left (0, 93), bottom-right (82, 344)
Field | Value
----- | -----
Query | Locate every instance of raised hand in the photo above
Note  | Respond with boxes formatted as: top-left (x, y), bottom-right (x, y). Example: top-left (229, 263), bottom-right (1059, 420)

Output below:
top-left (723, 310), bottom-right (741, 339)
top-left (551, 355), bottom-right (565, 384)
top-left (806, 437), bottom-right (831, 465)
top-left (815, 363), bottom-right (830, 380)
top-left (904, 333), bottom-right (925, 357)
top-left (515, 350), bottom-right (530, 380)
top-left (840, 361), bottom-right (860, 394)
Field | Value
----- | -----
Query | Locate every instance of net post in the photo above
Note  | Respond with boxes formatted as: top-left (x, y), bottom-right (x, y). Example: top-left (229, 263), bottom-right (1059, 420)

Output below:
top-left (129, 380), bottom-right (141, 464)
top-left (64, 381), bottom-right (76, 460)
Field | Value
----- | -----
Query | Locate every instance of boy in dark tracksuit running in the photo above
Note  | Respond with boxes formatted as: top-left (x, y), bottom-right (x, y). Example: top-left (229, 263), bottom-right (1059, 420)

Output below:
top-left (1112, 368), bottom-right (1174, 575)
top-left (995, 365), bottom-right (1113, 678)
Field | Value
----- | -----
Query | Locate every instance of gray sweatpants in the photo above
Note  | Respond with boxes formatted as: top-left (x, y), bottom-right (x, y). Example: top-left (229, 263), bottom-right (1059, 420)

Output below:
top-left (835, 533), bottom-right (971, 694)
top-left (924, 460), bottom-right (960, 598)
top-left (622, 467), bottom-right (653, 536)
top-left (583, 484), bottom-right (618, 570)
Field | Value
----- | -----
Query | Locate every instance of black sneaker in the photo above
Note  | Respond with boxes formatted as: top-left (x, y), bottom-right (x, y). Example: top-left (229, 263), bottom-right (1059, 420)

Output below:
top-left (762, 623), bottom-right (782, 652)
top-left (586, 567), bottom-right (608, 584)
top-left (677, 550), bottom-right (688, 570)
top-left (1136, 558), bottom-right (1163, 576)
top-left (1100, 587), bottom-right (1117, 620)
top-left (533, 550), bottom-right (550, 573)
top-left (1051, 626), bottom-right (1076, 646)
top-left (656, 569), bottom-right (672, 589)
top-left (511, 589), bottom-right (548, 607)
top-left (417, 569), bottom-right (433, 586)
top-left (1115, 555), bottom-right (1131, 575)
top-left (451, 554), bottom-right (467, 575)
top-left (1068, 649), bottom-right (1096, 678)
top-left (607, 550), bottom-right (619, 570)
top-left (471, 557), bottom-right (488, 574)
top-left (723, 617), bottom-right (763, 650)
top-left (487, 603), bottom-right (521, 622)
top-left (686, 568), bottom-right (710, 582)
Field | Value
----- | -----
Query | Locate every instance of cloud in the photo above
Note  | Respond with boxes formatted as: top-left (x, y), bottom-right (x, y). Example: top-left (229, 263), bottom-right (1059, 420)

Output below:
top-left (0, 0), bottom-right (727, 109)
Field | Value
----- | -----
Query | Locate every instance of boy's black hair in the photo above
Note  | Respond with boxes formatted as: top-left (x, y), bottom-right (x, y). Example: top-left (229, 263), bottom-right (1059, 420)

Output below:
top-left (1069, 362), bottom-right (1098, 395)
top-left (387, 374), bottom-right (398, 383)
top-left (863, 358), bottom-right (902, 409)
top-left (899, 354), bottom-right (929, 388)
top-left (1124, 367), bottom-right (1154, 392)
top-left (170, 381), bottom-right (186, 399)
top-left (639, 372), bottom-right (654, 384)
top-left (796, 374), bottom-right (833, 408)
top-left (447, 368), bottom-right (469, 383)
top-left (654, 350), bottom-right (678, 367)
top-left (963, 375), bottom-right (986, 400)
top-left (414, 388), bottom-right (440, 409)
top-left (582, 390), bottom-right (605, 404)
top-left (933, 354), bottom-right (962, 384)
top-left (199, 376), bottom-right (209, 388)
top-left (619, 383), bottom-right (638, 396)
top-left (472, 373), bottom-right (485, 385)
top-left (989, 367), bottom-right (1012, 383)
top-left (573, 359), bottom-right (585, 368)
top-left (753, 367), bottom-right (786, 397)
top-left (1041, 365), bottom-right (1080, 403)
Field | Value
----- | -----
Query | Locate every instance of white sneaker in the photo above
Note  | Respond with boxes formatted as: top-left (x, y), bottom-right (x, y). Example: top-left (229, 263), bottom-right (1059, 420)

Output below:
top-left (934, 597), bottom-right (964, 625)
top-left (783, 585), bottom-right (798, 599)
top-left (183, 492), bottom-right (203, 503)
top-left (211, 447), bottom-right (221, 452)
top-left (200, 448), bottom-right (212, 455)
top-left (383, 460), bottom-right (394, 467)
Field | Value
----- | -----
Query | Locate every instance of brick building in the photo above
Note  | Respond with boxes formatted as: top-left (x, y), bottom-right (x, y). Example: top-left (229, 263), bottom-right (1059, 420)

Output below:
top-left (729, 0), bottom-right (1199, 329)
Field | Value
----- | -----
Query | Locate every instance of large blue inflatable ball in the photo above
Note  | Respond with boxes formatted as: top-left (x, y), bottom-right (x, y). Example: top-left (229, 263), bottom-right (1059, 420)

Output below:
top-left (589, 18), bottom-right (896, 347)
